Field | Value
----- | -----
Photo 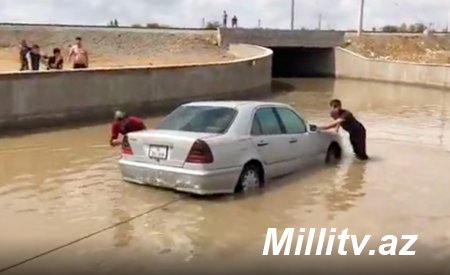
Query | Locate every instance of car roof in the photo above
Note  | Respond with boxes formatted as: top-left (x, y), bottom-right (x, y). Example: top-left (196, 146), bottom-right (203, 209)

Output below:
top-left (182, 100), bottom-right (290, 110)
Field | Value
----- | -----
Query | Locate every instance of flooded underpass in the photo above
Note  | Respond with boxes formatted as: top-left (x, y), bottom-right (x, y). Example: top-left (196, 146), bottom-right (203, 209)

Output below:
top-left (0, 78), bottom-right (450, 274)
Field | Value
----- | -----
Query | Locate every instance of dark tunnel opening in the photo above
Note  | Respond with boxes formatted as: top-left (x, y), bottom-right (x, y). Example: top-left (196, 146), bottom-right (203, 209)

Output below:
top-left (271, 47), bottom-right (336, 78)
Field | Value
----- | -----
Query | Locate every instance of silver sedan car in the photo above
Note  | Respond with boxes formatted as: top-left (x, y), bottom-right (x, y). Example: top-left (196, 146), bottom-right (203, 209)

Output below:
top-left (119, 101), bottom-right (342, 195)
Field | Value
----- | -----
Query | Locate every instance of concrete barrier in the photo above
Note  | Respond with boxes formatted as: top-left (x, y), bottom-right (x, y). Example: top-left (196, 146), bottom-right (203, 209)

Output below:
top-left (335, 47), bottom-right (450, 88)
top-left (0, 44), bottom-right (272, 132)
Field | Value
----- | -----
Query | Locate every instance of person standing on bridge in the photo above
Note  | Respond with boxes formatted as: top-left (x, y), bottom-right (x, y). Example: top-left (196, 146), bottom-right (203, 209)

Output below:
top-left (232, 15), bottom-right (238, 28)
top-left (223, 11), bottom-right (228, 28)
top-left (319, 99), bottom-right (369, 161)
top-left (110, 111), bottom-right (146, 147)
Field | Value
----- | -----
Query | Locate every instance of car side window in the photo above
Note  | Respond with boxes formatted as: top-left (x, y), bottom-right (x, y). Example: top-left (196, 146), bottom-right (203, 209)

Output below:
top-left (252, 108), bottom-right (283, 135)
top-left (251, 116), bottom-right (263, 136)
top-left (275, 108), bottom-right (308, 134)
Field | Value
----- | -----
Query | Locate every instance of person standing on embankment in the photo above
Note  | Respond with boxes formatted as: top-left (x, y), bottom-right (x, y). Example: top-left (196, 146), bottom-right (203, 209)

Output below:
top-left (19, 39), bottom-right (31, 71)
top-left (68, 36), bottom-right (89, 69)
top-left (26, 44), bottom-right (43, 71)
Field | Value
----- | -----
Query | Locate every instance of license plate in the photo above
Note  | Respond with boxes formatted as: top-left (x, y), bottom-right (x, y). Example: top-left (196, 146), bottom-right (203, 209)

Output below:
top-left (148, 145), bottom-right (168, 160)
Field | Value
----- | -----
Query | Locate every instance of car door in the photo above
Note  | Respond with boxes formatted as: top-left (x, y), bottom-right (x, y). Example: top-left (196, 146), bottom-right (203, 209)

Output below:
top-left (250, 107), bottom-right (291, 178)
top-left (274, 107), bottom-right (317, 168)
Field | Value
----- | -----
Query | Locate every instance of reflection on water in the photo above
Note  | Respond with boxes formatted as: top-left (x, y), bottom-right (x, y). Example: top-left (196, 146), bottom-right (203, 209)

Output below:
top-left (112, 209), bottom-right (133, 248)
top-left (326, 159), bottom-right (367, 217)
top-left (332, 80), bottom-right (450, 151)
top-left (0, 78), bottom-right (450, 273)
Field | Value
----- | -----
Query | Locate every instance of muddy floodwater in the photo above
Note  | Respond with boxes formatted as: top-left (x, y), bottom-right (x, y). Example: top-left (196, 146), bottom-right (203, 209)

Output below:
top-left (0, 78), bottom-right (449, 274)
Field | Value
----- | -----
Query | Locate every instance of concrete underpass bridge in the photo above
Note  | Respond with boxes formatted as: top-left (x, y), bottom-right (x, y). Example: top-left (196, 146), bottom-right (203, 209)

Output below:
top-left (219, 28), bottom-right (345, 77)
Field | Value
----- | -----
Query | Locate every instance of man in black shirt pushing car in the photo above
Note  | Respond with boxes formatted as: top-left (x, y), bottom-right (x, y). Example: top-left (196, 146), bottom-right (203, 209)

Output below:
top-left (319, 99), bottom-right (369, 161)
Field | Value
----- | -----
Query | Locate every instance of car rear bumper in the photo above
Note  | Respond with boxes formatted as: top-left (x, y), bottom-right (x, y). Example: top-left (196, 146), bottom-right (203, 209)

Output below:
top-left (118, 159), bottom-right (242, 195)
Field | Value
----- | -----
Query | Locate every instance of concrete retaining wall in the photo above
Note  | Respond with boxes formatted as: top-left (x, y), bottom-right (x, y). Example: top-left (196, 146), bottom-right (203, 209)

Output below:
top-left (0, 44), bottom-right (272, 132)
top-left (335, 47), bottom-right (450, 88)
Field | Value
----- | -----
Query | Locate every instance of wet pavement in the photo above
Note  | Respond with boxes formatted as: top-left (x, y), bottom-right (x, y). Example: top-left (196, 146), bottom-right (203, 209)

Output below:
top-left (0, 78), bottom-right (449, 274)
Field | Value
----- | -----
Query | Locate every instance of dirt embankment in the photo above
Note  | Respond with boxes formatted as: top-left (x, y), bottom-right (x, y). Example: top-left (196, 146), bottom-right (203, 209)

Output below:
top-left (0, 25), bottom-right (234, 72)
top-left (345, 35), bottom-right (450, 64)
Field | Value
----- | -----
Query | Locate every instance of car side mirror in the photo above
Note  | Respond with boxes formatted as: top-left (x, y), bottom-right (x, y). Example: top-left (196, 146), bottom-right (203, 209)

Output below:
top-left (309, 124), bottom-right (318, 132)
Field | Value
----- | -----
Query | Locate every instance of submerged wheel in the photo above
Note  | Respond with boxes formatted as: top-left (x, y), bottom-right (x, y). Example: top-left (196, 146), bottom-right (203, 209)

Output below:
top-left (325, 143), bottom-right (342, 164)
top-left (235, 164), bottom-right (263, 193)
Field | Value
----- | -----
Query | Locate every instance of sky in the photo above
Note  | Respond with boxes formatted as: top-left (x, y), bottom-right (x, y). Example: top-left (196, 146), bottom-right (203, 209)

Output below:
top-left (0, 0), bottom-right (449, 30)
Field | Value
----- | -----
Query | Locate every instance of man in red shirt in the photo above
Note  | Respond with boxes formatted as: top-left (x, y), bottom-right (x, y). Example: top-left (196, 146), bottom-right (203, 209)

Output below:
top-left (110, 111), bottom-right (146, 147)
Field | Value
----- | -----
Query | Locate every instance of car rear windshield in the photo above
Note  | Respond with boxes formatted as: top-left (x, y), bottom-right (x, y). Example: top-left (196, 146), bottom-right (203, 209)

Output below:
top-left (156, 106), bottom-right (237, 134)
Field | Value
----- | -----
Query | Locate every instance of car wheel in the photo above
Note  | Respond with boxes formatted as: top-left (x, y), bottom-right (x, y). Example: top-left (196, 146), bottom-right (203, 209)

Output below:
top-left (325, 143), bottom-right (342, 164)
top-left (235, 164), bottom-right (262, 193)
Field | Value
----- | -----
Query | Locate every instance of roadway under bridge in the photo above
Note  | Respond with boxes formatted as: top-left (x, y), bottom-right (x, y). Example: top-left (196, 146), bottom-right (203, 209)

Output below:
top-left (219, 28), bottom-right (345, 78)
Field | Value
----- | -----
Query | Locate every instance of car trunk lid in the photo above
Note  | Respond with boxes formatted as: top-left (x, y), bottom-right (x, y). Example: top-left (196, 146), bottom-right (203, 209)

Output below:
top-left (126, 130), bottom-right (219, 168)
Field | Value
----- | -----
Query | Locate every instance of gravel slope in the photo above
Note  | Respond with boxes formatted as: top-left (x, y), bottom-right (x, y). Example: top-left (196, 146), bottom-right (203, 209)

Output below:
top-left (345, 34), bottom-right (450, 64)
top-left (0, 25), bottom-right (234, 71)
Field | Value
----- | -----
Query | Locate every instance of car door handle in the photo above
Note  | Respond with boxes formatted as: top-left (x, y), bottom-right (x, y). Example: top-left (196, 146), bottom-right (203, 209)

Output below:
top-left (257, 142), bottom-right (269, 147)
top-left (289, 138), bottom-right (298, 144)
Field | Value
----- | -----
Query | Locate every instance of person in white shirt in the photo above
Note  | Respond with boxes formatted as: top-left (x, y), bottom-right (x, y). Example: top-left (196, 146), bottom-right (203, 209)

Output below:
top-left (26, 44), bottom-right (43, 71)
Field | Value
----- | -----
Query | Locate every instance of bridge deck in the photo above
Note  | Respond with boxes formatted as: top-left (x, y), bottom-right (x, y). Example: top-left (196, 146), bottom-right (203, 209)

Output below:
top-left (220, 28), bottom-right (345, 48)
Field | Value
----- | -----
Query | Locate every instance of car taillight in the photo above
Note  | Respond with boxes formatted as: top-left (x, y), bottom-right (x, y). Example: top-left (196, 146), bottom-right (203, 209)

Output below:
top-left (121, 136), bottom-right (133, 155)
top-left (186, 140), bottom-right (214, 164)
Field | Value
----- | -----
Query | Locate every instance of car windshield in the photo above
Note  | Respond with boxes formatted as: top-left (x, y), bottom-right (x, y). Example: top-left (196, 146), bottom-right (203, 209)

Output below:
top-left (156, 106), bottom-right (237, 134)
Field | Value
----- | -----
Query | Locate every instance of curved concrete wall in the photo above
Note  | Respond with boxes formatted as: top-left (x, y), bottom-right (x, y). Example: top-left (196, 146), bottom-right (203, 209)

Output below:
top-left (335, 47), bottom-right (450, 88)
top-left (0, 44), bottom-right (272, 132)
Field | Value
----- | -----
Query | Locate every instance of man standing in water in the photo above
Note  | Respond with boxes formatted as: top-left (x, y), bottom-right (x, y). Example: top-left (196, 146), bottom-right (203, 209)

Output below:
top-left (110, 111), bottom-right (146, 147)
top-left (68, 37), bottom-right (89, 69)
top-left (319, 99), bottom-right (369, 160)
